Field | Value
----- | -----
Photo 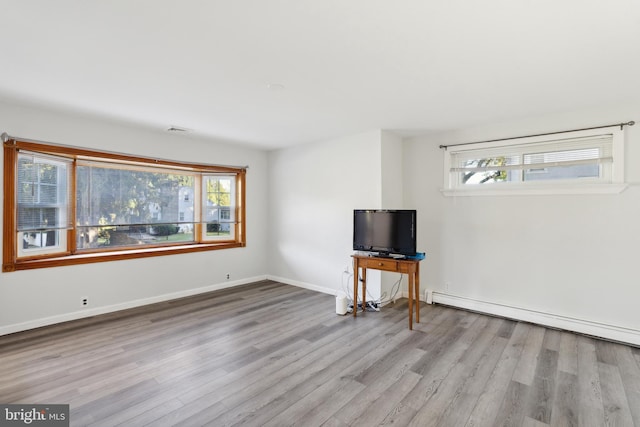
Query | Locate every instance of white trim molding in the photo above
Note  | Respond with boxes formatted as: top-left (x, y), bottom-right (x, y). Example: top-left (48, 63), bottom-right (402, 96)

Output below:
top-left (266, 275), bottom-right (338, 296)
top-left (0, 275), bottom-right (268, 337)
top-left (441, 182), bottom-right (628, 197)
top-left (431, 291), bottom-right (640, 346)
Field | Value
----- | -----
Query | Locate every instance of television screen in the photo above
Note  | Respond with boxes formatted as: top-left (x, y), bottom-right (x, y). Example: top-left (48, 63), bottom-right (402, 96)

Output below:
top-left (353, 209), bottom-right (416, 256)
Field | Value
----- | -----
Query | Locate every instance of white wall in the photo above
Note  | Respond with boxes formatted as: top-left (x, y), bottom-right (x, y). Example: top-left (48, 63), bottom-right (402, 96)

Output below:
top-left (404, 102), bottom-right (640, 344)
top-left (0, 100), bottom-right (269, 335)
top-left (380, 131), bottom-right (406, 299)
top-left (4, 97), bottom-right (639, 346)
top-left (381, 130), bottom-right (404, 207)
top-left (267, 130), bottom-right (385, 298)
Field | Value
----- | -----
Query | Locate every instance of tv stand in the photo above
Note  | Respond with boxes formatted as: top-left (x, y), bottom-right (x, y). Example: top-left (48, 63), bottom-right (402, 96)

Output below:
top-left (352, 254), bottom-right (423, 330)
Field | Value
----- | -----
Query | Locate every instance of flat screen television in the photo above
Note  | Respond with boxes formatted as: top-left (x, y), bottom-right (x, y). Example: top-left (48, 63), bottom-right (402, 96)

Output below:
top-left (353, 209), bottom-right (417, 257)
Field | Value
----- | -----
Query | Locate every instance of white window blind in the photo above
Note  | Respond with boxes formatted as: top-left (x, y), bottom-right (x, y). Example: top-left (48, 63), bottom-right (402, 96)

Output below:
top-left (16, 151), bottom-right (72, 257)
top-left (17, 151), bottom-right (73, 232)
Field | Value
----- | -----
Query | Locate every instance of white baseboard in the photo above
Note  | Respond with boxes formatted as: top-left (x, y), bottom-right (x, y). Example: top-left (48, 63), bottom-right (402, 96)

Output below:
top-left (0, 275), bottom-right (268, 337)
top-left (7, 277), bottom-right (638, 347)
top-left (400, 290), bottom-right (427, 302)
top-left (266, 275), bottom-right (338, 296)
top-left (423, 291), bottom-right (640, 347)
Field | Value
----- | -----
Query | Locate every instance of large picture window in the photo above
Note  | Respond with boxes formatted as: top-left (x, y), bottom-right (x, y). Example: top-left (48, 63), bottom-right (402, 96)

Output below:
top-left (3, 137), bottom-right (246, 272)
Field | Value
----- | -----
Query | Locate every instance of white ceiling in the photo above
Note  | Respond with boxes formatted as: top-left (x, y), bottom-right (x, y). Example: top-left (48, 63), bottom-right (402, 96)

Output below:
top-left (1, 1), bottom-right (639, 150)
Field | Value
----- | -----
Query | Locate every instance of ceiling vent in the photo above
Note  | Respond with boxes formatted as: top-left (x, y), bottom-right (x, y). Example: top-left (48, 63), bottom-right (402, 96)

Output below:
top-left (166, 126), bottom-right (190, 133)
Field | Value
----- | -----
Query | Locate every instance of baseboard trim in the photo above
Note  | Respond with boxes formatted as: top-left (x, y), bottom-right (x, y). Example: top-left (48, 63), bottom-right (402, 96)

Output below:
top-left (428, 291), bottom-right (640, 346)
top-left (0, 275), bottom-right (268, 337)
top-left (266, 275), bottom-right (338, 296)
top-left (8, 278), bottom-right (637, 346)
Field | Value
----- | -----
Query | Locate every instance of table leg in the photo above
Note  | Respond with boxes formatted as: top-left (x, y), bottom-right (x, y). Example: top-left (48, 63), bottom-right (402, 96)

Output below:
top-left (408, 272), bottom-right (413, 330)
top-left (415, 265), bottom-right (420, 324)
top-left (361, 268), bottom-right (367, 314)
top-left (353, 260), bottom-right (358, 317)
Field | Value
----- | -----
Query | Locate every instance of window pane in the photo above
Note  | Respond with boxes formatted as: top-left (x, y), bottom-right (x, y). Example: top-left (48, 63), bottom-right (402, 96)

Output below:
top-left (16, 153), bottom-right (71, 256)
top-left (460, 155), bottom-right (520, 185)
top-left (203, 175), bottom-right (236, 240)
top-left (17, 154), bottom-right (69, 229)
top-left (18, 159), bottom-right (37, 205)
top-left (524, 164), bottom-right (599, 181)
top-left (523, 148), bottom-right (600, 181)
top-left (39, 183), bottom-right (58, 204)
top-left (524, 148), bottom-right (600, 164)
top-left (76, 224), bottom-right (194, 249)
top-left (18, 207), bottom-right (58, 230)
top-left (20, 230), bottom-right (58, 249)
top-left (76, 164), bottom-right (196, 249)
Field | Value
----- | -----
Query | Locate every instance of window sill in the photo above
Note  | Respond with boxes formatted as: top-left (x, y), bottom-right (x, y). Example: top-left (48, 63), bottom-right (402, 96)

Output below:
top-left (3, 242), bottom-right (245, 272)
top-left (440, 183), bottom-right (628, 197)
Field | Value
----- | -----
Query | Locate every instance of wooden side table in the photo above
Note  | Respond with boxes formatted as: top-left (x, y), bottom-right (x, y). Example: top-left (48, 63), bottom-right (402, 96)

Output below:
top-left (352, 255), bottom-right (422, 330)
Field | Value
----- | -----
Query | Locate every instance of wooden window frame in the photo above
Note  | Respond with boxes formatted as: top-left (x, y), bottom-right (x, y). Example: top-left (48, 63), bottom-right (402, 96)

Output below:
top-left (3, 137), bottom-right (246, 272)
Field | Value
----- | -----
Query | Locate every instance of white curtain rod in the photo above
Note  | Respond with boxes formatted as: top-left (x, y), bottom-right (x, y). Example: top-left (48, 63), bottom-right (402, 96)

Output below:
top-left (438, 121), bottom-right (635, 150)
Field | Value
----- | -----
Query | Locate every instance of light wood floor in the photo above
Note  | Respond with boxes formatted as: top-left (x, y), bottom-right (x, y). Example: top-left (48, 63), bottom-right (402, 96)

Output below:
top-left (1, 281), bottom-right (639, 427)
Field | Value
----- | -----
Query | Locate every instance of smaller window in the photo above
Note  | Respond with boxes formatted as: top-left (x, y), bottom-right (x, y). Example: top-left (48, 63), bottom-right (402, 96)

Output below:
top-left (442, 127), bottom-right (626, 196)
top-left (202, 175), bottom-right (236, 240)
top-left (17, 152), bottom-right (72, 257)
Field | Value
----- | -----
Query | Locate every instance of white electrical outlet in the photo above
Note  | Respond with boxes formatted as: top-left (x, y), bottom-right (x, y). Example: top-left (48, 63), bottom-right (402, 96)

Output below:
top-left (81, 297), bottom-right (89, 306)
